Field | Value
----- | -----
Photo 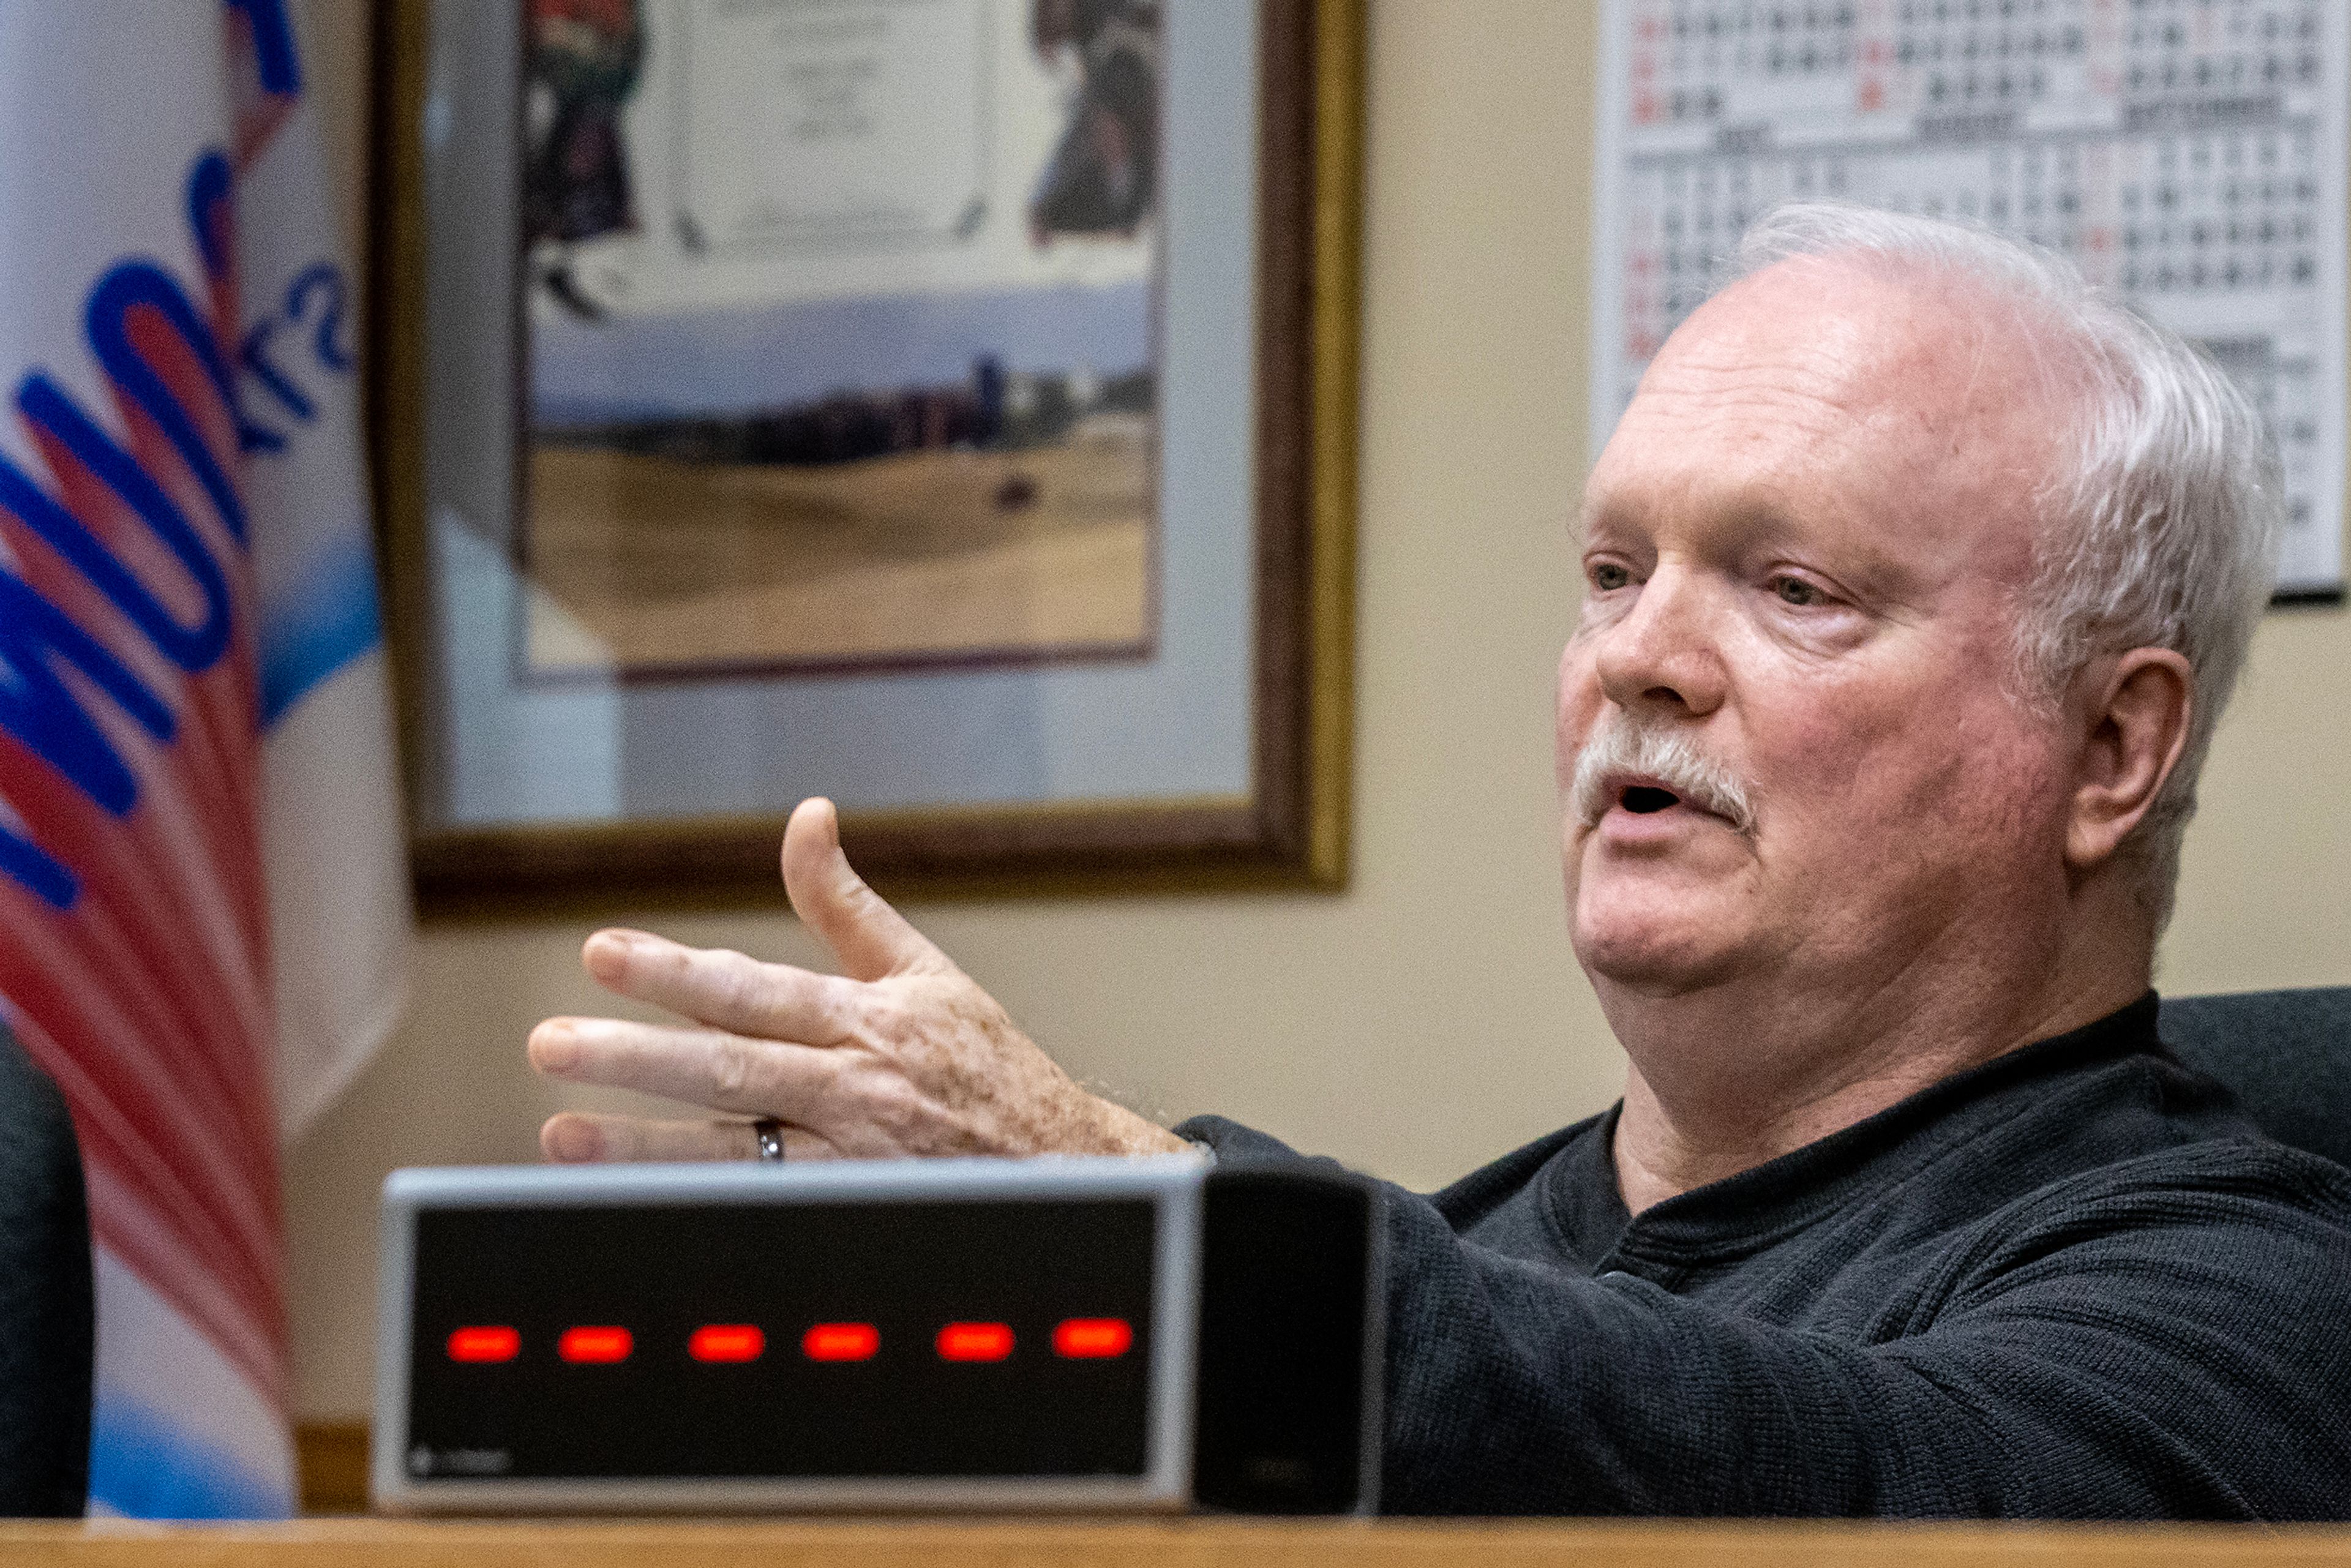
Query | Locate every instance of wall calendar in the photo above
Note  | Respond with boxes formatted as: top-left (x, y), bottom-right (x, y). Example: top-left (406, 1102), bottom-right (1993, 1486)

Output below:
top-left (1594, 0), bottom-right (2349, 598)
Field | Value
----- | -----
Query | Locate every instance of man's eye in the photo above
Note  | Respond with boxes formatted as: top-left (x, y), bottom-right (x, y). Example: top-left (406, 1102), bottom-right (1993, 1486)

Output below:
top-left (1590, 562), bottom-right (1632, 591)
top-left (1771, 574), bottom-right (1824, 607)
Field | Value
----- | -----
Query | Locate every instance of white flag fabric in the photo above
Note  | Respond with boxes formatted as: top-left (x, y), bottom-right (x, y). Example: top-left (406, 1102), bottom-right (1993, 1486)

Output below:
top-left (0, 0), bottom-right (410, 1516)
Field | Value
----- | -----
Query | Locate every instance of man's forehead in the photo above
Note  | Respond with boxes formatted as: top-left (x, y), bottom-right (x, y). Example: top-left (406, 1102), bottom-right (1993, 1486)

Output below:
top-left (1587, 255), bottom-right (2072, 544)
top-left (1657, 258), bottom-right (2055, 426)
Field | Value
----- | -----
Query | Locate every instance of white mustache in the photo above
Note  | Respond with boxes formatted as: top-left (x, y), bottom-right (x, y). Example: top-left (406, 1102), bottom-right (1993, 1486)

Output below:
top-left (1570, 714), bottom-right (1758, 835)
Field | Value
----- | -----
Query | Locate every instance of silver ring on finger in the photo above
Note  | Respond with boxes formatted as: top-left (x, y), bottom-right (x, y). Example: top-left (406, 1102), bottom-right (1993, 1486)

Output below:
top-left (752, 1117), bottom-right (787, 1162)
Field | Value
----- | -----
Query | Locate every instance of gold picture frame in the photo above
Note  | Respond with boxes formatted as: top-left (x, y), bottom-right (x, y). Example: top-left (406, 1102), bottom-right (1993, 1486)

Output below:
top-left (368, 0), bottom-right (1362, 914)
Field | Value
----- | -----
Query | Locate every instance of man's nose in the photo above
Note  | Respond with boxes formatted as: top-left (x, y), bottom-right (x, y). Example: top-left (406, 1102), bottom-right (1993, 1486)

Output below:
top-left (1592, 565), bottom-right (1729, 718)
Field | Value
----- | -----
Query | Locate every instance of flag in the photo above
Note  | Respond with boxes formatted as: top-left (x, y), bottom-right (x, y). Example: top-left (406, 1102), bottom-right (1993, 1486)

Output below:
top-left (0, 0), bottom-right (410, 1517)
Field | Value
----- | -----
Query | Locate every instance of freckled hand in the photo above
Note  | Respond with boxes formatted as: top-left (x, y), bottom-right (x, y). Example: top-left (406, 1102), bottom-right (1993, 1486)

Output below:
top-left (527, 797), bottom-right (1187, 1163)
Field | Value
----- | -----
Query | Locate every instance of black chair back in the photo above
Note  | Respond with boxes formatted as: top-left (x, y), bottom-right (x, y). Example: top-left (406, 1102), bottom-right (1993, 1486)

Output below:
top-left (2161, 988), bottom-right (2351, 1172)
top-left (0, 1022), bottom-right (92, 1515)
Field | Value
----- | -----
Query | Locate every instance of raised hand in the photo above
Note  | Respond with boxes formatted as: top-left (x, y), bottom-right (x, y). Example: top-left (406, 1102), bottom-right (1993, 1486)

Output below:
top-left (527, 797), bottom-right (1187, 1163)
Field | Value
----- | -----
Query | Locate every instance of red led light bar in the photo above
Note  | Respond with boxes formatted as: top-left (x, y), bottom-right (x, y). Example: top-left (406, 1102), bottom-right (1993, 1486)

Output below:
top-left (1052, 1317), bottom-right (1134, 1359)
top-left (936, 1321), bottom-right (1015, 1362)
top-left (557, 1326), bottom-right (634, 1364)
top-left (689, 1324), bottom-right (765, 1364)
top-left (801, 1322), bottom-right (880, 1362)
top-left (445, 1326), bottom-right (519, 1364)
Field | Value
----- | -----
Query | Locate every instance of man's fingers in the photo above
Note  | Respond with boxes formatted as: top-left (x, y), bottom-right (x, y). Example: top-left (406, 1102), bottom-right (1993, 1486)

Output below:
top-left (780, 797), bottom-right (948, 982)
top-left (580, 929), bottom-right (852, 1044)
top-left (530, 1016), bottom-right (840, 1117)
top-left (540, 1112), bottom-right (836, 1164)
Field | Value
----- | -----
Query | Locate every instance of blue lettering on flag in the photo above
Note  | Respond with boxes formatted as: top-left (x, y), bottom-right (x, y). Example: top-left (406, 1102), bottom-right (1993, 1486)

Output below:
top-left (0, 571), bottom-right (178, 813)
top-left (288, 263), bottom-right (353, 372)
top-left (238, 325), bottom-right (313, 426)
top-left (12, 380), bottom-right (235, 672)
top-left (224, 0), bottom-right (302, 98)
top-left (238, 260), bottom-right (353, 448)
top-left (232, 244), bottom-right (380, 724)
top-left (0, 131), bottom-right (380, 910)
top-left (185, 152), bottom-right (233, 283)
top-left (184, 153), bottom-right (299, 457)
top-left (83, 262), bottom-right (248, 546)
top-left (0, 823), bottom-right (77, 911)
top-left (0, 195), bottom-right (246, 908)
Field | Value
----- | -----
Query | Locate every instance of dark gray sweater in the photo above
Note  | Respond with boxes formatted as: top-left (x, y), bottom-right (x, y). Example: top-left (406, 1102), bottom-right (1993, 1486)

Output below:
top-left (1180, 995), bottom-right (2351, 1518)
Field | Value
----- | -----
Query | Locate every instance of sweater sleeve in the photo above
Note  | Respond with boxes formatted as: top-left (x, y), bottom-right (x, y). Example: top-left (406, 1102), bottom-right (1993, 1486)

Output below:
top-left (1179, 1117), bottom-right (2351, 1520)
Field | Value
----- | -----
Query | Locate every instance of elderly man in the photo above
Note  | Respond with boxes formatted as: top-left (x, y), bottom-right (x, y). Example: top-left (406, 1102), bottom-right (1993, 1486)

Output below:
top-left (526, 206), bottom-right (2351, 1518)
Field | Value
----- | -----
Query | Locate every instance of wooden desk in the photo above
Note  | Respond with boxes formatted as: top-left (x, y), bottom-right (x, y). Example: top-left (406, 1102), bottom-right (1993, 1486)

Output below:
top-left (4, 1519), bottom-right (2351, 1567)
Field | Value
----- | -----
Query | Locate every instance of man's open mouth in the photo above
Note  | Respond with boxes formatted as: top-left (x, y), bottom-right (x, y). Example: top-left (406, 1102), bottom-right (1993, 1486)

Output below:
top-left (1575, 752), bottom-right (1753, 836)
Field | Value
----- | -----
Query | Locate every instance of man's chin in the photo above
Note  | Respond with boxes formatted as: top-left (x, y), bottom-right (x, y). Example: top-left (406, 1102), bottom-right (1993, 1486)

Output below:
top-left (1573, 924), bottom-right (1745, 994)
top-left (1568, 874), bottom-right (1752, 995)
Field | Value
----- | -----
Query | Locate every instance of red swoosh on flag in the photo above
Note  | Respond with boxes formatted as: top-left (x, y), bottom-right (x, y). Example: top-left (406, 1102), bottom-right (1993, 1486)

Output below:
top-left (0, 261), bottom-right (284, 1410)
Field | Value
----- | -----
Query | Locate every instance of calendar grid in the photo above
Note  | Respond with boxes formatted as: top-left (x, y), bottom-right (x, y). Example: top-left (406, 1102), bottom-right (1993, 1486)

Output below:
top-left (1594, 0), bottom-right (2349, 597)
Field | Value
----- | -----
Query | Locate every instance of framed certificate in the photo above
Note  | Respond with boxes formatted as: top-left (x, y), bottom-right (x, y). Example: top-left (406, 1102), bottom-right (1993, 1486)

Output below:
top-left (370, 0), bottom-right (1363, 910)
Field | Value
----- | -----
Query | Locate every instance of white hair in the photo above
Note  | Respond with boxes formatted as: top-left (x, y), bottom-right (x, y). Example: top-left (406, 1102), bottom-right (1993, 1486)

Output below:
top-left (1725, 202), bottom-right (2282, 929)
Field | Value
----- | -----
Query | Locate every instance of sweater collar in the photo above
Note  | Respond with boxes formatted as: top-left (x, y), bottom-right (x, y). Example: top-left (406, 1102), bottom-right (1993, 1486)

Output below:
top-left (1563, 992), bottom-right (2164, 1268)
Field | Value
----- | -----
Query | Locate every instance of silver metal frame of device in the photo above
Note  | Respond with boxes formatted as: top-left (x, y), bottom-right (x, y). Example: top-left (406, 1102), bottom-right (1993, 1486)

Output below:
top-left (372, 1153), bottom-right (1208, 1514)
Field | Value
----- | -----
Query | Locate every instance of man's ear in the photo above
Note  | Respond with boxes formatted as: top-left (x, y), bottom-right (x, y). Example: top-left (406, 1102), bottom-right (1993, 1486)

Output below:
top-left (2065, 647), bottom-right (2194, 872)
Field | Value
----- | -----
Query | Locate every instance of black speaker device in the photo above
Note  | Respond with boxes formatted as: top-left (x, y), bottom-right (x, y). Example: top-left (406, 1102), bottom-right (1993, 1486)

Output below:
top-left (372, 1153), bottom-right (1384, 1514)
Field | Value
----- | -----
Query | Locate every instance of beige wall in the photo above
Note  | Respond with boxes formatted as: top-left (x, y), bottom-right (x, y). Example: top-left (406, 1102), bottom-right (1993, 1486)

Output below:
top-left (283, 1), bottom-right (2351, 1419)
top-left (298, 0), bottom-right (372, 267)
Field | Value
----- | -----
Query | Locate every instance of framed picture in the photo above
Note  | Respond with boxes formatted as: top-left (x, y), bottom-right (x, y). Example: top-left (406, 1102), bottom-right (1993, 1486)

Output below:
top-left (370, 0), bottom-right (1362, 911)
